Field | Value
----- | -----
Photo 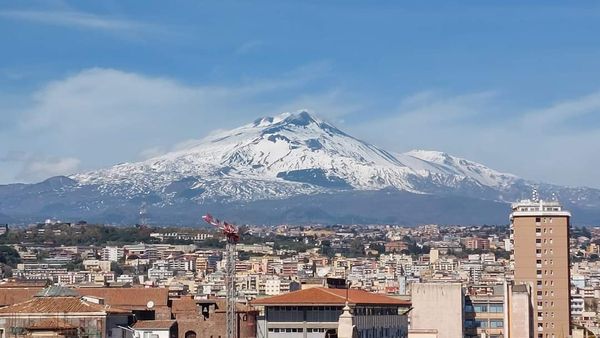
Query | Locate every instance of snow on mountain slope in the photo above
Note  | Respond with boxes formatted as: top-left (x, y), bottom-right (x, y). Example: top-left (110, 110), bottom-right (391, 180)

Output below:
top-left (71, 111), bottom-right (521, 202)
top-left (396, 150), bottom-right (518, 189)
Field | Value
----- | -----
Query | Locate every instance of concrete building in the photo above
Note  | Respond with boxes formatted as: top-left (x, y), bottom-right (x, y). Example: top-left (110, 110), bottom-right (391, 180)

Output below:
top-left (507, 284), bottom-right (533, 338)
top-left (265, 278), bottom-right (282, 296)
top-left (102, 246), bottom-right (124, 262)
top-left (464, 237), bottom-right (491, 250)
top-left (429, 249), bottom-right (439, 264)
top-left (410, 283), bottom-right (463, 338)
top-left (464, 285), bottom-right (506, 338)
top-left (510, 198), bottom-right (571, 338)
top-left (253, 287), bottom-right (410, 338)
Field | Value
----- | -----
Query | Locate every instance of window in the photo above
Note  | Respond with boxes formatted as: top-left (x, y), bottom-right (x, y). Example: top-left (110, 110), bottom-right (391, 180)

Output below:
top-left (536, 239), bottom-right (542, 244)
top-left (475, 320), bottom-right (488, 328)
top-left (490, 319), bottom-right (503, 328)
top-left (473, 304), bottom-right (488, 312)
top-left (536, 217), bottom-right (541, 223)
top-left (489, 304), bottom-right (503, 313)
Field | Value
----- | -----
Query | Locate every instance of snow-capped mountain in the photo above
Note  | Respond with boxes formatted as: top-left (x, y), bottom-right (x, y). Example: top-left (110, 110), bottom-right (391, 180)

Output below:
top-left (71, 111), bottom-right (520, 201)
top-left (1, 111), bottom-right (599, 225)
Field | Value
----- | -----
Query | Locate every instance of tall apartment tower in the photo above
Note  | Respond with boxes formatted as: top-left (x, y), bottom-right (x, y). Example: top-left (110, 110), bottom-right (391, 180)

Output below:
top-left (510, 197), bottom-right (571, 338)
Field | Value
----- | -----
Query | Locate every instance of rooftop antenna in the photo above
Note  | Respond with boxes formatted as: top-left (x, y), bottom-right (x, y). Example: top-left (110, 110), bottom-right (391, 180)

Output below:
top-left (139, 202), bottom-right (148, 227)
top-left (531, 187), bottom-right (540, 203)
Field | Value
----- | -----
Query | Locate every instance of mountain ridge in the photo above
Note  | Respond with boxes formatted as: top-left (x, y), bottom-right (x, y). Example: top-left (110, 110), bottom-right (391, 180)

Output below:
top-left (1, 111), bottom-right (599, 225)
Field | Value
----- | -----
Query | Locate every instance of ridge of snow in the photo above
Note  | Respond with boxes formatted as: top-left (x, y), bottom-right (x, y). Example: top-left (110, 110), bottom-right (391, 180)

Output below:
top-left (71, 111), bottom-right (523, 202)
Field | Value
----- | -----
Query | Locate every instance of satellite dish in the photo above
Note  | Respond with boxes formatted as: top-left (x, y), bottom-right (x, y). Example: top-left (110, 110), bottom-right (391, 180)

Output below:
top-left (147, 300), bottom-right (155, 309)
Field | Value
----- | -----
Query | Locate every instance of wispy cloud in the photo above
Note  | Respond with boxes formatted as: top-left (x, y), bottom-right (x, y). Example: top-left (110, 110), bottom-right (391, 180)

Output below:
top-left (0, 9), bottom-right (160, 36)
top-left (3, 64), bottom-right (600, 188)
top-left (235, 40), bottom-right (266, 55)
top-left (348, 89), bottom-right (600, 188)
top-left (0, 64), bottom-right (338, 182)
top-left (521, 90), bottom-right (600, 127)
top-left (1, 152), bottom-right (80, 182)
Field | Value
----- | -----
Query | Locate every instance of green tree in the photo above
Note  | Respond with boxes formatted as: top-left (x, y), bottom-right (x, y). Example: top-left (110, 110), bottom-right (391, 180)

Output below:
top-left (0, 246), bottom-right (21, 267)
top-left (111, 261), bottom-right (124, 276)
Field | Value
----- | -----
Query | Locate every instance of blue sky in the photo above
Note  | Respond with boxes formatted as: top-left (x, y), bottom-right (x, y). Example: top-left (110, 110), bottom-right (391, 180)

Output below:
top-left (1, 1), bottom-right (600, 188)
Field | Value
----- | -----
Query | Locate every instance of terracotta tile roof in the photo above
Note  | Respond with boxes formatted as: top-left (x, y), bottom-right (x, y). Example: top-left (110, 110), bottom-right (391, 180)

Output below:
top-left (25, 319), bottom-right (79, 330)
top-left (252, 287), bottom-right (411, 306)
top-left (0, 296), bottom-right (130, 315)
top-left (132, 320), bottom-right (176, 329)
top-left (0, 280), bottom-right (50, 288)
top-left (0, 288), bottom-right (42, 306)
top-left (74, 287), bottom-right (169, 308)
top-left (171, 297), bottom-right (198, 314)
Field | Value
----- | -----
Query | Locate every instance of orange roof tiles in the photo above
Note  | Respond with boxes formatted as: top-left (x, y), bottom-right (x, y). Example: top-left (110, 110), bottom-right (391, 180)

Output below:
top-left (0, 296), bottom-right (130, 315)
top-left (171, 297), bottom-right (198, 314)
top-left (0, 288), bottom-right (42, 306)
top-left (26, 319), bottom-right (79, 330)
top-left (75, 288), bottom-right (169, 308)
top-left (252, 287), bottom-right (411, 306)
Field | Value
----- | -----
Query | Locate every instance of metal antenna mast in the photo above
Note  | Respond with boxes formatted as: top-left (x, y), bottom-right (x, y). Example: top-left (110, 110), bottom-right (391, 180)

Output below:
top-left (203, 213), bottom-right (240, 338)
top-left (139, 202), bottom-right (148, 227)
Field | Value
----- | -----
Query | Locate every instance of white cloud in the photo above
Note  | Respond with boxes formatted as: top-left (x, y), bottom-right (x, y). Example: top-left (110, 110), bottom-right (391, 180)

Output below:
top-left (350, 90), bottom-right (600, 188)
top-left (17, 157), bottom-right (81, 182)
top-left (0, 9), bottom-right (156, 35)
top-left (4, 65), bottom-right (600, 188)
top-left (2, 65), bottom-right (341, 182)
top-left (521, 90), bottom-right (600, 127)
top-left (235, 40), bottom-right (266, 55)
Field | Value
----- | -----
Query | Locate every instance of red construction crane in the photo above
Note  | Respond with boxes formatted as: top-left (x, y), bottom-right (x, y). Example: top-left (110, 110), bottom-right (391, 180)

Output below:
top-left (202, 213), bottom-right (239, 338)
top-left (202, 213), bottom-right (240, 243)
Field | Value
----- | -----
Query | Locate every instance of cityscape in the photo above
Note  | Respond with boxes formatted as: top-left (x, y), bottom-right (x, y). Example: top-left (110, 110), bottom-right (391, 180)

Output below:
top-left (2, 2), bottom-right (600, 338)
top-left (0, 195), bottom-right (597, 337)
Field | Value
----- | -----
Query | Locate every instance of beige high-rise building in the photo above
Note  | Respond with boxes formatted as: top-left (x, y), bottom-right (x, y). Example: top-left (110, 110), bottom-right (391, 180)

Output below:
top-left (510, 198), bottom-right (571, 338)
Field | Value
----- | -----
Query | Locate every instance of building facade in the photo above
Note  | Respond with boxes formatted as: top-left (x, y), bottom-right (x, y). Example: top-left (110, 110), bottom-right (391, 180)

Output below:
top-left (253, 287), bottom-right (410, 338)
top-left (410, 283), bottom-right (464, 338)
top-left (510, 198), bottom-right (571, 338)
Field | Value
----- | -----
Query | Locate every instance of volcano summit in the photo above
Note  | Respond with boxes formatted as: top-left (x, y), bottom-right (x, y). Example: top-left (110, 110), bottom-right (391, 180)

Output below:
top-left (2, 111), bottom-right (599, 225)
